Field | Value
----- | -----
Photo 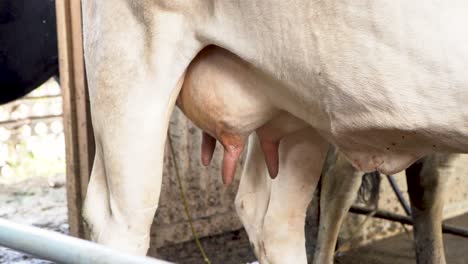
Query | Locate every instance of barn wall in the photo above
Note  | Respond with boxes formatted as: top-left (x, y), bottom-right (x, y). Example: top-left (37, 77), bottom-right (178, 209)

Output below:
top-left (148, 109), bottom-right (468, 255)
top-left (148, 108), bottom-right (244, 252)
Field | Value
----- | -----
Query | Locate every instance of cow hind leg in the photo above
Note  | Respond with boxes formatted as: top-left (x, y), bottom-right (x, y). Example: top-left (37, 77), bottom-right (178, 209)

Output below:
top-left (260, 129), bottom-right (328, 264)
top-left (406, 155), bottom-right (451, 264)
top-left (313, 150), bottom-right (363, 264)
top-left (81, 0), bottom-right (202, 255)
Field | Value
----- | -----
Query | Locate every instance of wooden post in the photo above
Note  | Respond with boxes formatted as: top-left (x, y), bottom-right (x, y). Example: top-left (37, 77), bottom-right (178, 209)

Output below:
top-left (56, 0), bottom-right (95, 238)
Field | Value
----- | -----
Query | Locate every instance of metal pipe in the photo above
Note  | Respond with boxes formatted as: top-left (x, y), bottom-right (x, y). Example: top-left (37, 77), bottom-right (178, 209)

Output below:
top-left (350, 205), bottom-right (412, 225)
top-left (350, 205), bottom-right (468, 238)
top-left (0, 114), bottom-right (62, 127)
top-left (0, 219), bottom-right (173, 264)
top-left (386, 174), bottom-right (412, 216)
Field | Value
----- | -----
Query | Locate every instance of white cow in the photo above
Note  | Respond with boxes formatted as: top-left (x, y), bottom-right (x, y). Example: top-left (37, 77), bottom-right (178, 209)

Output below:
top-left (81, 0), bottom-right (468, 263)
top-left (177, 46), bottom-right (451, 263)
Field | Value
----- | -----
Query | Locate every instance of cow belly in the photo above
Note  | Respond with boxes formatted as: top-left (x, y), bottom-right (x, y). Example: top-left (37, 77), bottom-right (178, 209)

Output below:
top-left (326, 115), bottom-right (468, 174)
top-left (340, 149), bottom-right (422, 175)
top-left (202, 0), bottom-right (468, 166)
top-left (178, 46), bottom-right (468, 177)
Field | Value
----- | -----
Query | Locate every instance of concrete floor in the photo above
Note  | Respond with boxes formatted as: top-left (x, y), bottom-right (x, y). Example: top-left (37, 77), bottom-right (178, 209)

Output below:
top-left (156, 213), bottom-right (468, 264)
top-left (336, 213), bottom-right (468, 264)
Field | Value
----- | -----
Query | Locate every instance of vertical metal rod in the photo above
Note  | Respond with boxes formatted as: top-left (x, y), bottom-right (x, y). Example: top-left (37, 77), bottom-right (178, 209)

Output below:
top-left (0, 219), bottom-right (172, 264)
top-left (386, 175), bottom-right (412, 216)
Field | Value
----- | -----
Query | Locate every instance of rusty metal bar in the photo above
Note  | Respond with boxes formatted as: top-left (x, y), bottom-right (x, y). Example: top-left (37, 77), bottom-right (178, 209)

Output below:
top-left (23, 95), bottom-right (62, 100)
top-left (386, 174), bottom-right (412, 216)
top-left (350, 205), bottom-right (468, 238)
top-left (0, 114), bottom-right (62, 127)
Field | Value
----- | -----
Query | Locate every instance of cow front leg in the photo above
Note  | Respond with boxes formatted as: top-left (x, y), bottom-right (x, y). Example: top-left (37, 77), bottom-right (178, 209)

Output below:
top-left (261, 129), bottom-right (328, 264)
top-left (81, 0), bottom-right (202, 255)
top-left (406, 155), bottom-right (451, 264)
top-left (235, 135), bottom-right (272, 263)
top-left (313, 150), bottom-right (363, 264)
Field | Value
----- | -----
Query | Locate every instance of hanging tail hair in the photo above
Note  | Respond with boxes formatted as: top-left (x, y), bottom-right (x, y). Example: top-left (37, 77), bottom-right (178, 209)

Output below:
top-left (356, 171), bottom-right (381, 209)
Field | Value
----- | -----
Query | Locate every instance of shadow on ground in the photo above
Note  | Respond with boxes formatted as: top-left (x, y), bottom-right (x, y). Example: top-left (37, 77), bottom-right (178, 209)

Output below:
top-left (157, 213), bottom-right (468, 264)
top-left (335, 213), bottom-right (468, 264)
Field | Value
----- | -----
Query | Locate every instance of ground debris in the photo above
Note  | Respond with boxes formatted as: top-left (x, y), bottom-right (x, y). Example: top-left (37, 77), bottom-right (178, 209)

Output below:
top-left (0, 175), bottom-right (67, 264)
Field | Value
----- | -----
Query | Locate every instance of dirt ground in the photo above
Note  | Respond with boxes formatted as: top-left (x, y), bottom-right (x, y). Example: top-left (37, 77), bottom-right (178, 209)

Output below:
top-left (1, 175), bottom-right (468, 264)
top-left (0, 175), bottom-right (67, 264)
top-left (156, 219), bottom-right (319, 264)
top-left (157, 213), bottom-right (468, 264)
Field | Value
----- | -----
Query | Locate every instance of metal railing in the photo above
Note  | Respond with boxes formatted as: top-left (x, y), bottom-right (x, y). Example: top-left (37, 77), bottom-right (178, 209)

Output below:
top-left (0, 219), bottom-right (173, 264)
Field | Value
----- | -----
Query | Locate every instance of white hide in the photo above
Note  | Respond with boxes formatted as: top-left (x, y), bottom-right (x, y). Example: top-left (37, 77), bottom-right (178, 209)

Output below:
top-left (90, 0), bottom-right (468, 172)
top-left (81, 0), bottom-right (468, 260)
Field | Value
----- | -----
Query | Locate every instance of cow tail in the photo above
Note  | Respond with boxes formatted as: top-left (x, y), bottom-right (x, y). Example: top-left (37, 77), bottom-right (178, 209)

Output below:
top-left (356, 171), bottom-right (381, 209)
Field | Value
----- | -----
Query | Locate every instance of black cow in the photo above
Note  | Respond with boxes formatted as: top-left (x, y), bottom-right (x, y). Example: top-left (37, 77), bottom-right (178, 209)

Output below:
top-left (0, 0), bottom-right (58, 104)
